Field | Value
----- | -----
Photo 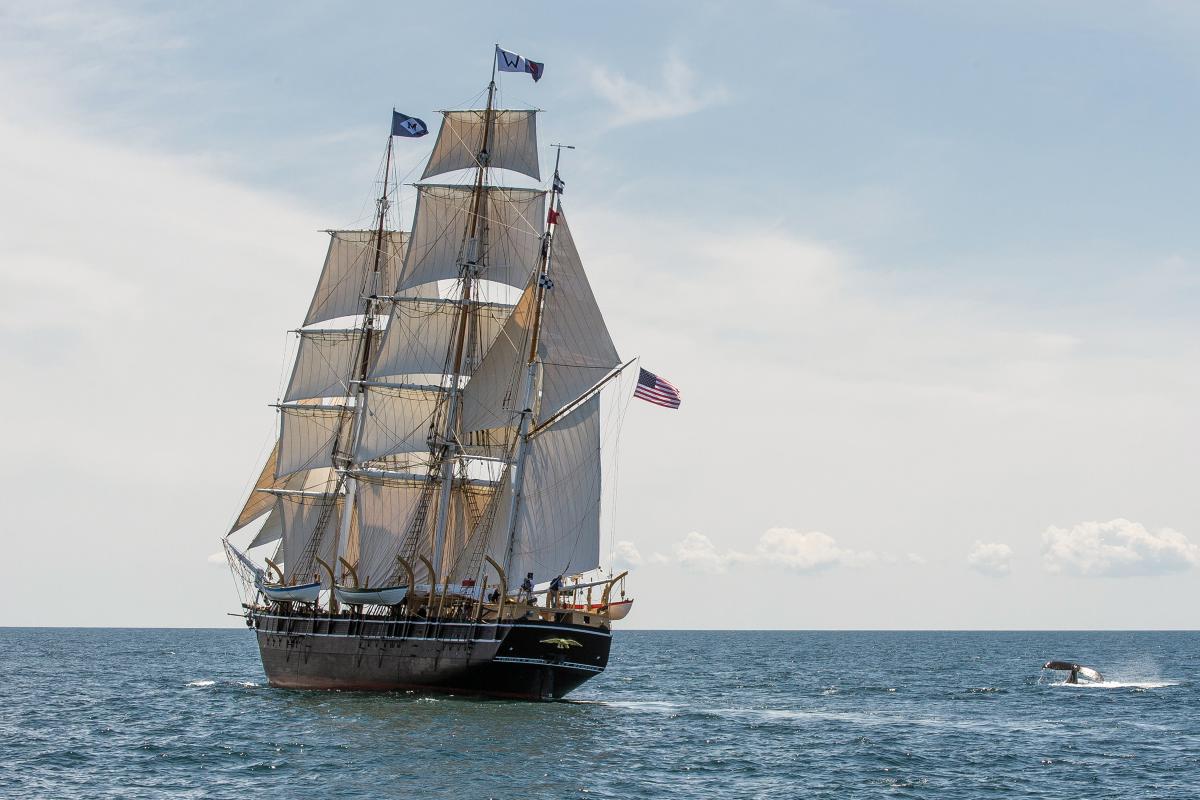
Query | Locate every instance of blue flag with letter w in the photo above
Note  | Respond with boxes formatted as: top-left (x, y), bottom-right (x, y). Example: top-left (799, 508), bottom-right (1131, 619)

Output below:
top-left (391, 110), bottom-right (428, 138)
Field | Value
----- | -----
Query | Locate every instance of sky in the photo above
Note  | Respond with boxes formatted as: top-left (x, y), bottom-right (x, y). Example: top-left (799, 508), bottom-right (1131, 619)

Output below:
top-left (2, 0), bottom-right (1198, 629)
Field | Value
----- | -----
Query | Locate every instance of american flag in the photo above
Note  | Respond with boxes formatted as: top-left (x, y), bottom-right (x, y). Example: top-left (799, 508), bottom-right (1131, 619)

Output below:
top-left (634, 368), bottom-right (681, 409)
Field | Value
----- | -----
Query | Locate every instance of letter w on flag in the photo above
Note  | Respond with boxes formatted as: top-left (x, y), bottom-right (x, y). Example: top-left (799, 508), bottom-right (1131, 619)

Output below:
top-left (634, 368), bottom-right (681, 409)
top-left (496, 46), bottom-right (544, 82)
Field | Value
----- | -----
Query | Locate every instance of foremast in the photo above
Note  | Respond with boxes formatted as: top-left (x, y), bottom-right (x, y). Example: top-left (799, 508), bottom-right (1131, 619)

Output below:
top-left (329, 132), bottom-right (396, 609)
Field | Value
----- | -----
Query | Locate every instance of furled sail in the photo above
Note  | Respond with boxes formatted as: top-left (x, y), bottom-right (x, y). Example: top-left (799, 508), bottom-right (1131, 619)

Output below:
top-left (395, 185), bottom-right (545, 295)
top-left (460, 211), bottom-right (620, 433)
top-left (304, 230), bottom-right (409, 326)
top-left (276, 404), bottom-right (352, 478)
top-left (421, 110), bottom-right (540, 181)
top-left (368, 298), bottom-right (512, 380)
top-left (284, 329), bottom-right (363, 402)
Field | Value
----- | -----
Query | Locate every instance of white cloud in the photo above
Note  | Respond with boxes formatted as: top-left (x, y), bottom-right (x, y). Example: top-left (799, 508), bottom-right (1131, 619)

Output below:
top-left (670, 528), bottom-right (872, 574)
top-left (207, 551), bottom-right (227, 565)
top-left (754, 528), bottom-right (875, 569)
top-left (1042, 519), bottom-right (1200, 577)
top-left (967, 541), bottom-right (1013, 576)
top-left (589, 54), bottom-right (728, 128)
top-left (673, 532), bottom-right (744, 574)
top-left (612, 540), bottom-right (644, 568)
top-left (907, 553), bottom-right (928, 565)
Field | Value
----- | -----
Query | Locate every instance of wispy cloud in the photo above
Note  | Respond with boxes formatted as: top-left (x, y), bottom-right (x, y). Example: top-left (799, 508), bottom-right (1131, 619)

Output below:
top-left (612, 540), bottom-right (645, 569)
top-left (669, 528), bottom-right (875, 575)
top-left (589, 54), bottom-right (728, 128)
top-left (967, 541), bottom-right (1013, 577)
top-left (1042, 519), bottom-right (1200, 577)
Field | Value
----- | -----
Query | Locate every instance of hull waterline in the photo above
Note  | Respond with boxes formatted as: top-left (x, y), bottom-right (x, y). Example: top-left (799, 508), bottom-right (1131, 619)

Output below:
top-left (250, 609), bottom-right (611, 700)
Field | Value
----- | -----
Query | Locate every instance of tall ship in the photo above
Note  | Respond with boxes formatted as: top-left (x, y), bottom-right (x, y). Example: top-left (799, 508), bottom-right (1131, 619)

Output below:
top-left (221, 48), bottom-right (668, 700)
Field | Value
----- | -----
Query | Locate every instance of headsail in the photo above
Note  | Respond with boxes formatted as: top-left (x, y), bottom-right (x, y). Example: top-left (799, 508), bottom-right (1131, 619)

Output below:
top-left (460, 210), bottom-right (620, 433)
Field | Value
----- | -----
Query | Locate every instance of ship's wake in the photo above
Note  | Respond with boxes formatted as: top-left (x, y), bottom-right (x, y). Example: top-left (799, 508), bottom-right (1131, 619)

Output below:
top-left (185, 679), bottom-right (262, 689)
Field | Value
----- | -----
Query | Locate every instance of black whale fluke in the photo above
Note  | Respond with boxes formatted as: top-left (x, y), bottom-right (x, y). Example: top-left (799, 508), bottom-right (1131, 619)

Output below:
top-left (1043, 661), bottom-right (1103, 683)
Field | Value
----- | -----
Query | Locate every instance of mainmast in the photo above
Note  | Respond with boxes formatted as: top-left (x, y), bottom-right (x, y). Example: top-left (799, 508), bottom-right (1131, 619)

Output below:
top-left (502, 145), bottom-right (570, 576)
top-left (330, 133), bottom-right (394, 606)
top-left (430, 65), bottom-right (499, 580)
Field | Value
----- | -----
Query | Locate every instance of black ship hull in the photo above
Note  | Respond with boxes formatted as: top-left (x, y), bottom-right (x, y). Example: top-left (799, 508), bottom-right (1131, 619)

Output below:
top-left (249, 610), bottom-right (611, 700)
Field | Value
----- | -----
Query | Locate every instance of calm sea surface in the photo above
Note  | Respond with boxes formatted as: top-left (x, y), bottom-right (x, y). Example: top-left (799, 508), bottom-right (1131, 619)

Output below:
top-left (1, 629), bottom-right (1197, 798)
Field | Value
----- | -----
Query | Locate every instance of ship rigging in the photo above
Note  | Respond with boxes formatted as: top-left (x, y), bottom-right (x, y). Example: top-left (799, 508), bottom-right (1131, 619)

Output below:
top-left (221, 47), bottom-right (654, 699)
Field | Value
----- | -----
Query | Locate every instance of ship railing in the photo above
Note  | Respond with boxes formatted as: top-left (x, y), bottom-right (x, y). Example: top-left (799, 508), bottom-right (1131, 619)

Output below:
top-left (248, 573), bottom-right (624, 628)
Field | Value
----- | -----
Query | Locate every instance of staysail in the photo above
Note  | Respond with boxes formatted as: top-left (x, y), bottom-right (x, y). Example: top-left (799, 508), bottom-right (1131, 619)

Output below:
top-left (460, 210), bottom-right (620, 433)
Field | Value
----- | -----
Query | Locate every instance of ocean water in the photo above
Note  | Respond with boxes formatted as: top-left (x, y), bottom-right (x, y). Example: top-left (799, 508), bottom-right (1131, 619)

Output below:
top-left (1, 629), bottom-right (1197, 798)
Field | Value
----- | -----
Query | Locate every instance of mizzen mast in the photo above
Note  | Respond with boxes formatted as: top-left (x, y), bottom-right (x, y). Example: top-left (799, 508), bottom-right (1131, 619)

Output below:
top-left (502, 144), bottom-right (570, 575)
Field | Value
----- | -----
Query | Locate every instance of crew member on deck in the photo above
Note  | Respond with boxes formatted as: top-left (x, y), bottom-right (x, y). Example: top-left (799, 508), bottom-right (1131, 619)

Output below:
top-left (549, 574), bottom-right (563, 607)
top-left (521, 572), bottom-right (534, 603)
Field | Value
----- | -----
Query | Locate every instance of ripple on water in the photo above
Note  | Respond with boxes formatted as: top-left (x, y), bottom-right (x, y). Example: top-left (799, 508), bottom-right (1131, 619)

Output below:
top-left (2, 629), bottom-right (1198, 799)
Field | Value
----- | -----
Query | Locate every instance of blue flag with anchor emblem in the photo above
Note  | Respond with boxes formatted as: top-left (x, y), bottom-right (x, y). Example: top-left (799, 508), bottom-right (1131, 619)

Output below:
top-left (391, 110), bottom-right (428, 138)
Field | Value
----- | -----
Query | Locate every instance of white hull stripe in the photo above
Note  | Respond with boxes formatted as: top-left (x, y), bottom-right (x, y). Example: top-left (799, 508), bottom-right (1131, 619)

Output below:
top-left (493, 656), bottom-right (605, 673)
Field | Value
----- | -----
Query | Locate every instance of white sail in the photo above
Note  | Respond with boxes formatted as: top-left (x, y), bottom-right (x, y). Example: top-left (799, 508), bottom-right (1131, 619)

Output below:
top-left (276, 404), bottom-right (352, 478)
top-left (368, 298), bottom-right (511, 380)
top-left (443, 483), bottom-right (498, 579)
top-left (421, 110), bottom-right (540, 181)
top-left (535, 212), bottom-right (621, 418)
top-left (395, 185), bottom-right (545, 295)
top-left (354, 479), bottom-right (425, 587)
top-left (508, 396), bottom-right (603, 582)
top-left (230, 442), bottom-right (284, 534)
top-left (304, 230), bottom-right (409, 326)
top-left (231, 440), bottom-right (338, 549)
top-left (248, 510), bottom-right (284, 550)
top-left (460, 212), bottom-right (620, 433)
top-left (355, 386), bottom-right (441, 462)
top-left (277, 492), bottom-right (339, 581)
top-left (458, 286), bottom-right (534, 433)
top-left (284, 329), bottom-right (362, 402)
